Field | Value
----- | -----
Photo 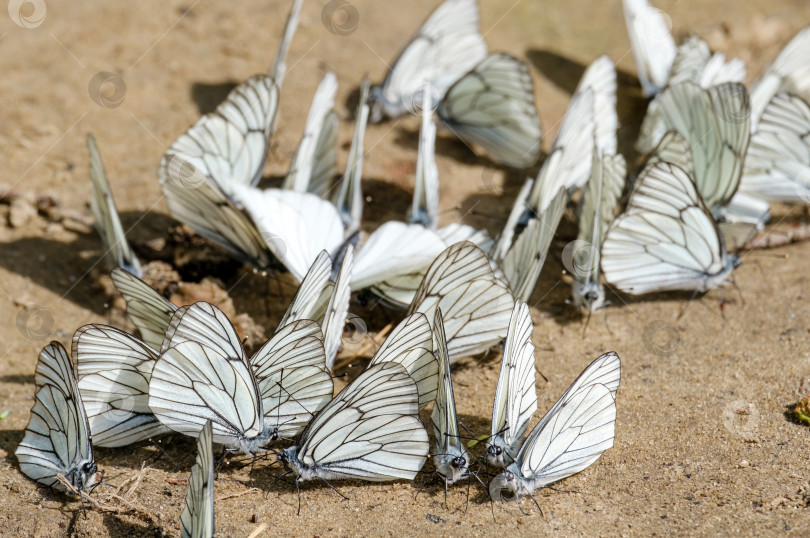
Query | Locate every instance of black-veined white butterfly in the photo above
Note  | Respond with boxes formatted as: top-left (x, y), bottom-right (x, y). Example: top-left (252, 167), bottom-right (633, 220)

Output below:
top-left (149, 302), bottom-right (333, 452)
top-left (180, 420), bottom-right (214, 538)
top-left (73, 324), bottom-right (170, 447)
top-left (489, 352), bottom-right (620, 503)
top-left (741, 92), bottom-right (810, 203)
top-left (279, 361), bottom-right (429, 486)
top-left (437, 53), bottom-right (543, 168)
top-left (571, 150), bottom-right (626, 313)
top-left (429, 308), bottom-right (470, 489)
top-left (158, 0), bottom-right (302, 269)
top-left (486, 301), bottom-right (537, 468)
top-left (16, 342), bottom-right (100, 493)
top-left (87, 134), bottom-right (142, 277)
top-left (368, 0), bottom-right (487, 122)
top-left (409, 85), bottom-right (440, 229)
top-left (749, 26), bottom-right (810, 127)
top-left (409, 241), bottom-right (514, 363)
top-left (602, 162), bottom-right (739, 294)
top-left (367, 313), bottom-right (438, 409)
top-left (282, 72), bottom-right (339, 196)
top-left (621, 0), bottom-right (677, 98)
top-left (667, 35), bottom-right (745, 90)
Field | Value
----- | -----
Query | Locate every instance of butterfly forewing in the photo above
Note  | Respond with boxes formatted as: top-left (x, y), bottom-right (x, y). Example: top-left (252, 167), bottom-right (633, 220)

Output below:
top-left (180, 420), bottom-right (215, 538)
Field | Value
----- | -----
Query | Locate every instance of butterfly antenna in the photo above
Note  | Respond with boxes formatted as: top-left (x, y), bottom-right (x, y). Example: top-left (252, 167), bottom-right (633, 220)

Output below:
top-left (582, 309), bottom-right (593, 336)
top-left (296, 477), bottom-right (302, 516)
top-left (317, 476), bottom-right (350, 503)
top-left (528, 491), bottom-right (544, 517)
top-left (171, 447), bottom-right (197, 472)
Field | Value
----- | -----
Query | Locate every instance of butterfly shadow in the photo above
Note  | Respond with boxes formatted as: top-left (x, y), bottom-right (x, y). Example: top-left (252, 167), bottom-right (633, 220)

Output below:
top-left (190, 81), bottom-right (239, 115)
top-left (525, 48), bottom-right (649, 164)
top-left (455, 166), bottom-right (536, 238)
top-left (93, 435), bottom-right (198, 475)
top-left (100, 512), bottom-right (157, 537)
top-left (0, 429), bottom-right (26, 466)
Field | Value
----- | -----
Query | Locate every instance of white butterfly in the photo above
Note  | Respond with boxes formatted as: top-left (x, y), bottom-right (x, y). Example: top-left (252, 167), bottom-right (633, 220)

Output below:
top-left (73, 324), bottom-right (170, 447)
top-left (741, 92), bottom-right (810, 203)
top-left (486, 301), bottom-right (537, 468)
top-left (368, 0), bottom-right (487, 122)
top-left (279, 361), bottom-right (429, 484)
top-left (110, 267), bottom-right (178, 351)
top-left (408, 85), bottom-right (440, 229)
top-left (489, 352), bottom-right (620, 502)
top-left (637, 82), bottom-right (751, 218)
top-left (333, 78), bottom-right (369, 233)
top-left (180, 420), bottom-right (214, 538)
top-left (409, 241), bottom-right (514, 363)
top-left (149, 302), bottom-right (333, 452)
top-left (158, 0), bottom-right (302, 269)
top-left (437, 53), bottom-right (543, 168)
top-left (602, 162), bottom-right (739, 294)
top-left (367, 313), bottom-right (438, 409)
top-left (87, 134), bottom-right (142, 277)
top-left (749, 26), bottom-right (810, 127)
top-left (282, 72), bottom-right (339, 196)
top-left (571, 150), bottom-right (626, 313)
top-left (430, 308), bottom-right (469, 486)
top-left (621, 0), bottom-right (677, 97)
top-left (16, 342), bottom-right (100, 493)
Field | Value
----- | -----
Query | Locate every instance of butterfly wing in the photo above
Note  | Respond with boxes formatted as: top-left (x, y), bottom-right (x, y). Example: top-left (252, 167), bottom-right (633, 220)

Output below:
top-left (334, 79), bottom-right (369, 233)
top-left (621, 0), bottom-right (677, 97)
top-left (251, 320), bottom-right (333, 438)
top-left (602, 162), bottom-right (735, 294)
top-left (180, 420), bottom-right (215, 538)
top-left (322, 245), bottom-right (353, 370)
top-left (161, 302), bottom-right (244, 359)
top-left (369, 313), bottom-right (438, 409)
top-left (296, 361), bottom-right (429, 481)
top-left (73, 325), bottom-right (170, 447)
top-left (750, 27), bottom-right (810, 124)
top-left (410, 241), bottom-right (514, 362)
top-left (16, 342), bottom-right (96, 492)
top-left (278, 251), bottom-right (333, 330)
top-left (515, 352), bottom-right (620, 486)
top-left (438, 53), bottom-right (542, 168)
top-left (430, 309), bottom-right (465, 457)
top-left (110, 267), bottom-right (178, 351)
top-left (370, 0), bottom-right (487, 121)
top-left (87, 134), bottom-right (142, 277)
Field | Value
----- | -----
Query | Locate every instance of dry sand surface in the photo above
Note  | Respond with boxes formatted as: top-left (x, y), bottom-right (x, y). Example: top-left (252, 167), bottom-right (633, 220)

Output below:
top-left (2, 0), bottom-right (810, 536)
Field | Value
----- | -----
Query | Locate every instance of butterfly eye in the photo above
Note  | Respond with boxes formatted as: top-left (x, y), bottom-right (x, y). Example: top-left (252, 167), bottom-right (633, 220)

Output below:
top-left (81, 462), bottom-right (95, 474)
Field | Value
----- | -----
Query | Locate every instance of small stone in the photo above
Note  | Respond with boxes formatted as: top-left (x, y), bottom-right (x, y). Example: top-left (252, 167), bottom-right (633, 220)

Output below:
top-left (9, 198), bottom-right (36, 227)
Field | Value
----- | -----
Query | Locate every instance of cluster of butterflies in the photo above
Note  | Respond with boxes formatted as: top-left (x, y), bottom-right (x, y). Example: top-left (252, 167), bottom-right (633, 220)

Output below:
top-left (16, 261), bottom-right (621, 532)
top-left (14, 0), bottom-right (810, 533)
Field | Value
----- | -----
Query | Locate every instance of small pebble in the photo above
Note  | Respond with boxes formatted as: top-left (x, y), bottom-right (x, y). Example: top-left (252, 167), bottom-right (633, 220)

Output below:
top-left (738, 460), bottom-right (749, 468)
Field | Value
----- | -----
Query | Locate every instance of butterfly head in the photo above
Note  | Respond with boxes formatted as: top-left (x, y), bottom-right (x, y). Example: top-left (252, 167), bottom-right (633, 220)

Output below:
top-left (572, 280), bottom-right (606, 314)
top-left (68, 460), bottom-right (100, 493)
top-left (367, 85), bottom-right (386, 124)
top-left (489, 468), bottom-right (523, 502)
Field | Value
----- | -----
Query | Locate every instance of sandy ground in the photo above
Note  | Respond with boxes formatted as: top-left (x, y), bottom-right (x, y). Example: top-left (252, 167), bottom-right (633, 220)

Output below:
top-left (2, 0), bottom-right (810, 535)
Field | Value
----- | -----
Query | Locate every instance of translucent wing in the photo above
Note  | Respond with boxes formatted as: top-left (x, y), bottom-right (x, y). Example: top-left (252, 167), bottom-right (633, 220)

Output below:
top-left (741, 92), bottom-right (810, 202)
top-left (322, 245), bottom-right (353, 370)
top-left (369, 0), bottom-right (487, 121)
top-left (516, 352), bottom-right (620, 486)
top-left (251, 320), bottom-right (333, 438)
top-left (16, 342), bottom-right (97, 492)
top-left (232, 185), bottom-right (345, 282)
top-left (73, 325), bottom-right (170, 447)
top-left (149, 340), bottom-right (264, 449)
top-left (576, 56), bottom-right (618, 157)
top-left (409, 241), bottom-right (514, 362)
top-left (369, 313), bottom-right (438, 409)
top-left (502, 187), bottom-right (566, 302)
top-left (438, 54), bottom-right (542, 168)
top-left (283, 73), bottom-right (338, 194)
top-left (180, 420), bottom-right (215, 538)
top-left (602, 162), bottom-right (737, 294)
top-left (408, 87), bottom-right (440, 229)
top-left (161, 302), bottom-right (244, 360)
top-left (644, 129), bottom-right (693, 175)
top-left (296, 361), bottom-right (429, 481)
top-left (668, 36), bottom-right (746, 89)
top-left (430, 310), bottom-right (465, 456)
top-left (436, 222), bottom-right (493, 252)
top-left (621, 0), bottom-right (677, 97)
top-left (110, 267), bottom-right (178, 351)
top-left (750, 26), bottom-right (810, 124)
top-left (492, 178), bottom-right (533, 264)
top-left (159, 159), bottom-right (272, 268)
top-left (489, 301), bottom-right (537, 458)
top-left (277, 251), bottom-right (333, 330)
top-left (352, 221), bottom-right (446, 292)
top-left (87, 134), bottom-right (142, 277)
top-left (334, 79), bottom-right (369, 233)
top-left (637, 82), bottom-right (750, 212)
